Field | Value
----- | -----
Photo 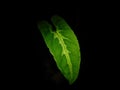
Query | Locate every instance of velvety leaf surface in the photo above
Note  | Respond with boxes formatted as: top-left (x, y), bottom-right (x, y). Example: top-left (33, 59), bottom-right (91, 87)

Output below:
top-left (38, 15), bottom-right (81, 84)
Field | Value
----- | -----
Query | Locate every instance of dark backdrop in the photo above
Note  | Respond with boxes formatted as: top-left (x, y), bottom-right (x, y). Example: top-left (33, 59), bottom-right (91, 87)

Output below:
top-left (23, 7), bottom-right (96, 89)
top-left (3, 4), bottom-right (111, 89)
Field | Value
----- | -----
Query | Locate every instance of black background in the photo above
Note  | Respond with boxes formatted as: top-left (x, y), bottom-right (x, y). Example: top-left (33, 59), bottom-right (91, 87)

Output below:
top-left (2, 3), bottom-right (115, 89)
top-left (26, 7), bottom-right (97, 89)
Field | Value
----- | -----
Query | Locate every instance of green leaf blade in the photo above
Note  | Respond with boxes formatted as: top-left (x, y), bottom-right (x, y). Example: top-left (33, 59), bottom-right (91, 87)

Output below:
top-left (38, 15), bottom-right (81, 84)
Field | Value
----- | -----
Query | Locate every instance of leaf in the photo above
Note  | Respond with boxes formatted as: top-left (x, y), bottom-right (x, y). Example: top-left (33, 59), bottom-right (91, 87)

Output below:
top-left (38, 15), bottom-right (81, 84)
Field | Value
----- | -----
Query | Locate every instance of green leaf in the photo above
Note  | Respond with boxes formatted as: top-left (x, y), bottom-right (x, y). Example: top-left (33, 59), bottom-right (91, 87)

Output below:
top-left (38, 15), bottom-right (81, 84)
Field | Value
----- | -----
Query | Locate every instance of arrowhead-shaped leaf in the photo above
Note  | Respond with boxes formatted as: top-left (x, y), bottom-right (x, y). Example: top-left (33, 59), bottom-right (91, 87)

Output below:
top-left (38, 15), bottom-right (81, 84)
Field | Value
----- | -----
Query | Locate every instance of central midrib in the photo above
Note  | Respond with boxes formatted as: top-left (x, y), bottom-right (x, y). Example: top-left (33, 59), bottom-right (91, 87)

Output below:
top-left (53, 30), bottom-right (73, 80)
